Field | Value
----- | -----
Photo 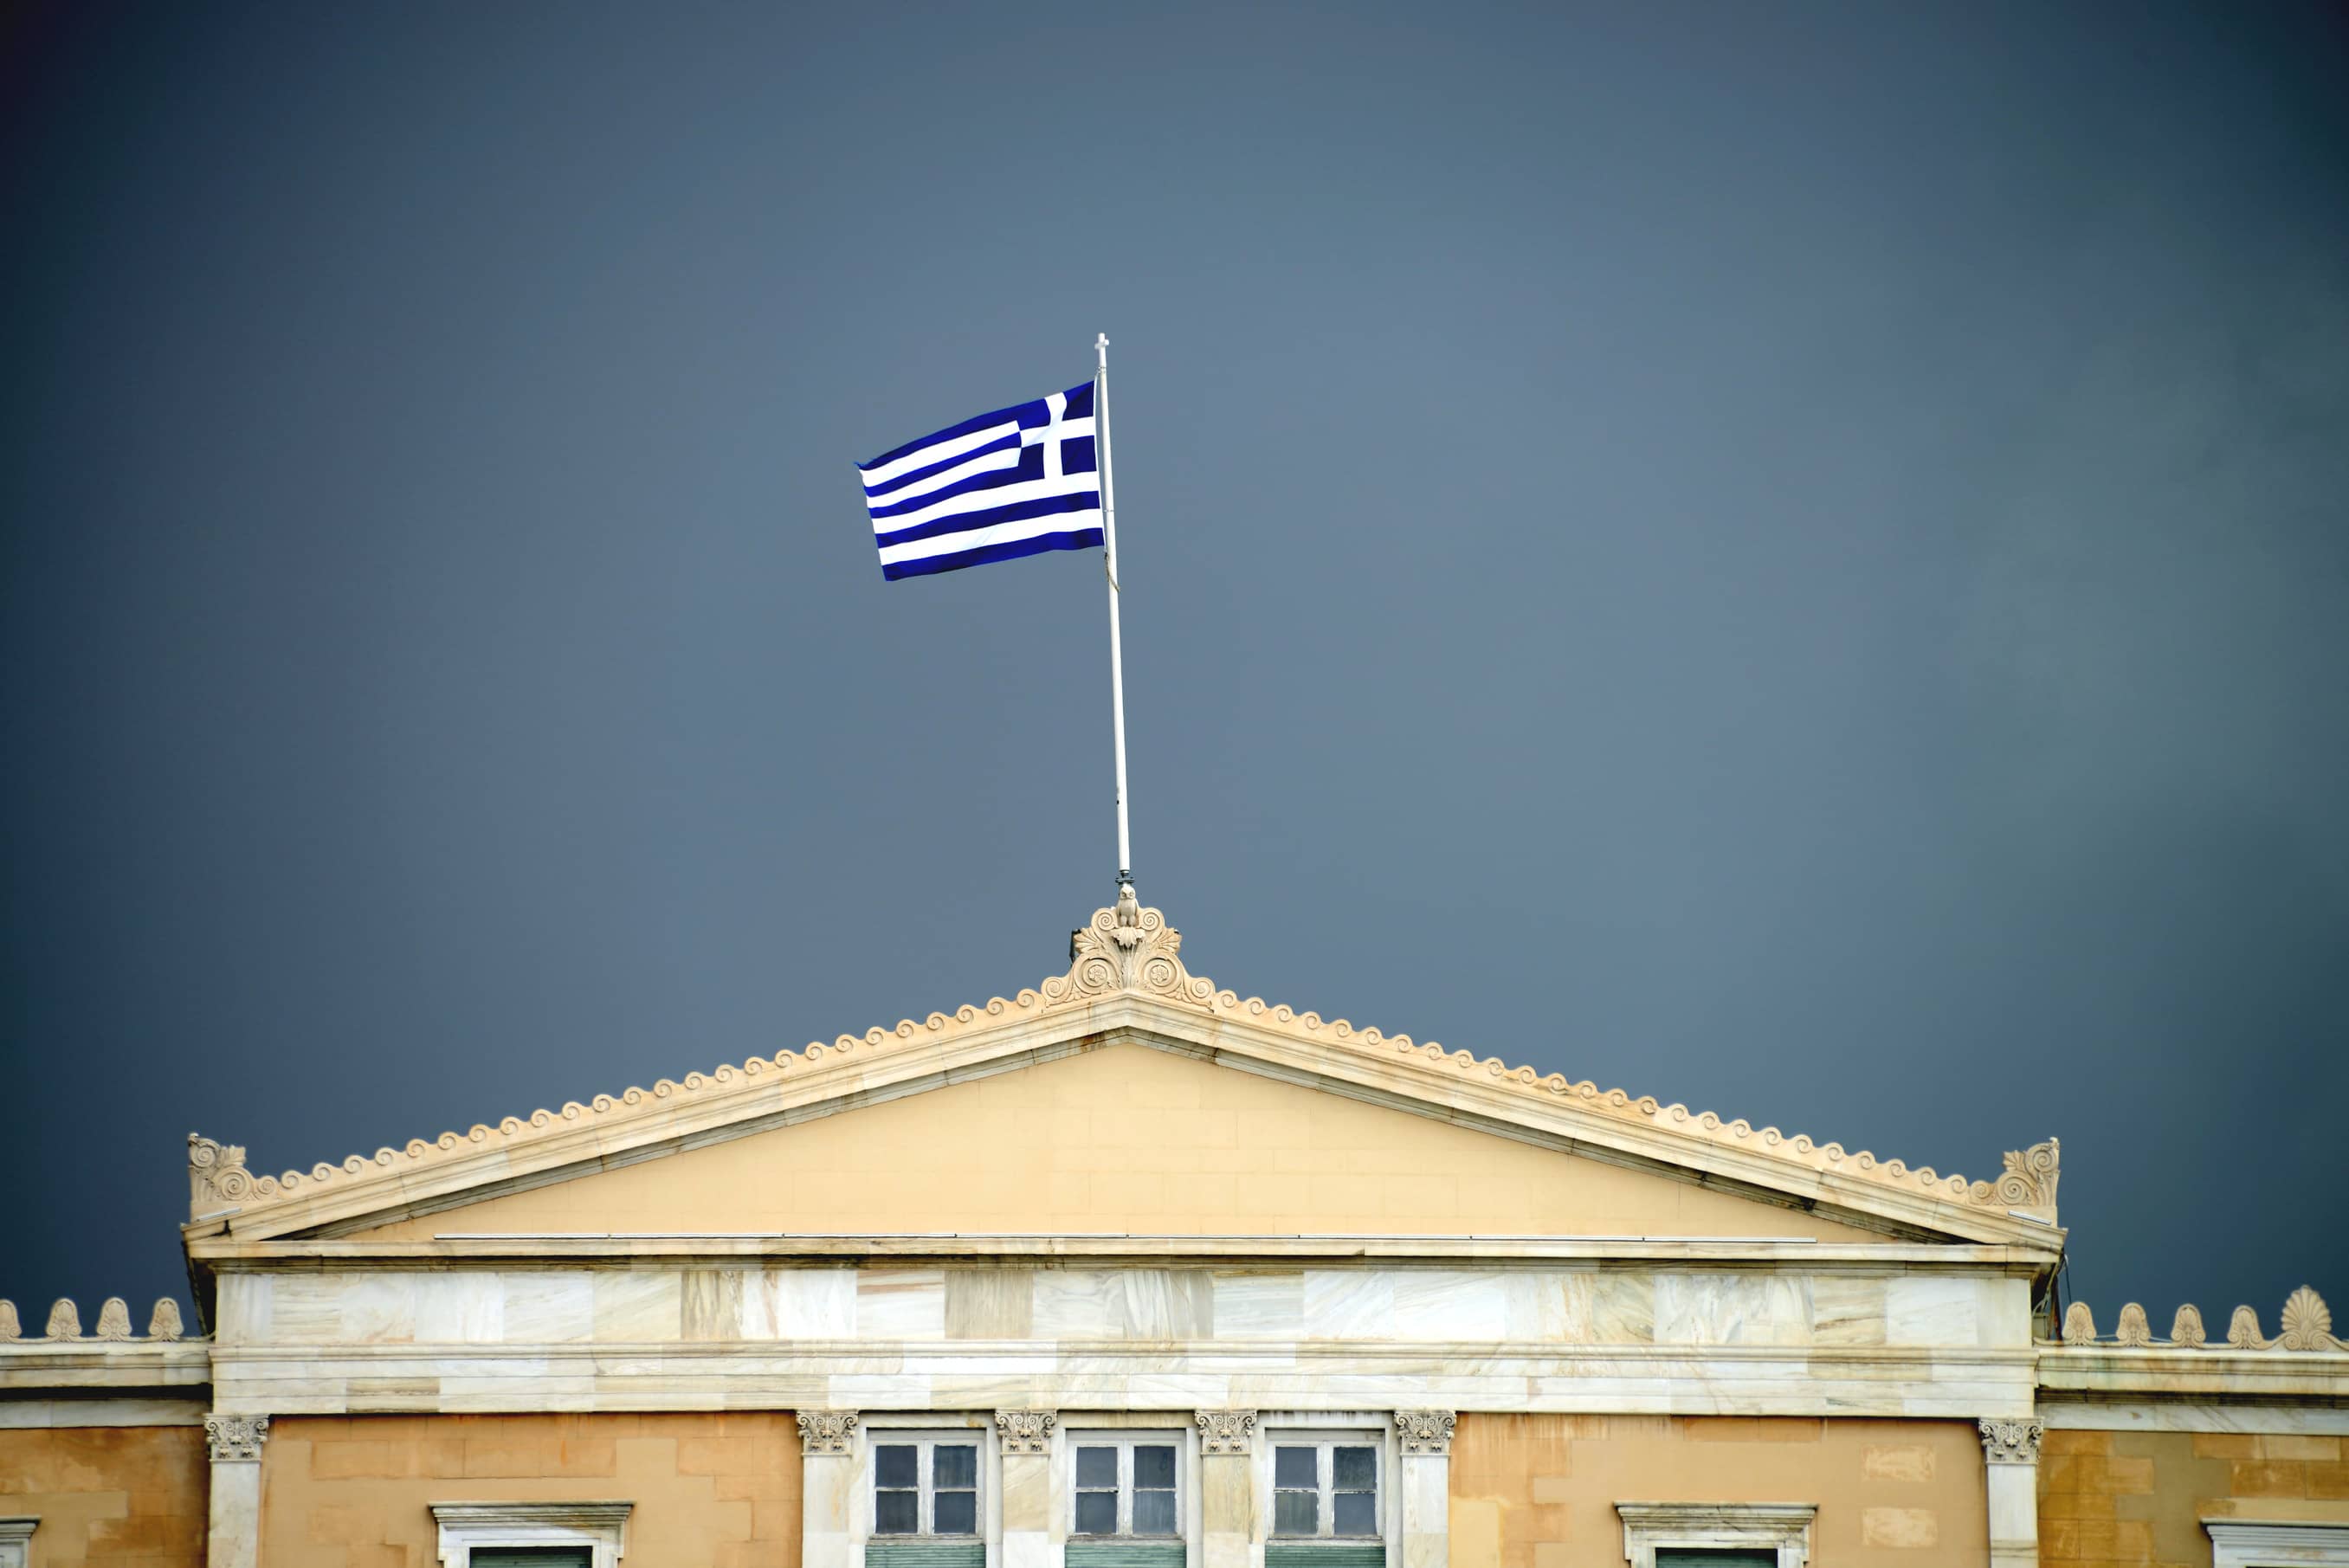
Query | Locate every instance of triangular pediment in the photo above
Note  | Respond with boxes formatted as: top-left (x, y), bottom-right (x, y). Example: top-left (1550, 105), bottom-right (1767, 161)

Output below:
top-left (336, 1042), bottom-right (1888, 1243)
top-left (183, 891), bottom-right (2064, 1256)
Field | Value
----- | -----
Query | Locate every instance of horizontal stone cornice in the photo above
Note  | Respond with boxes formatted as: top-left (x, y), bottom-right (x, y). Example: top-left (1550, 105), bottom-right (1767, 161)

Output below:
top-left (2035, 1344), bottom-right (2349, 1402)
top-left (199, 1337), bottom-right (2042, 1420)
top-left (0, 1339), bottom-right (213, 1393)
top-left (188, 1236), bottom-right (2061, 1268)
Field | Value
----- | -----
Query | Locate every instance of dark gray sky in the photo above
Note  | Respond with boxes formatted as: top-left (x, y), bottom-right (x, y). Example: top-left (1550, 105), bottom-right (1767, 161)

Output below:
top-left (4, 2), bottom-right (2345, 1329)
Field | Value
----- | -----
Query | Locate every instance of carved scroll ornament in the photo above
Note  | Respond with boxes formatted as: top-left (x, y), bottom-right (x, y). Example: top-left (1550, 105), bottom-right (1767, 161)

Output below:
top-left (1978, 1419), bottom-right (2043, 1464)
top-left (996, 1410), bottom-right (1056, 1455)
top-left (1195, 1410), bottom-right (1257, 1455)
top-left (797, 1410), bottom-right (859, 1455)
top-left (1395, 1410), bottom-right (1456, 1455)
top-left (1042, 883), bottom-right (1216, 1015)
top-left (205, 1413), bottom-right (269, 1462)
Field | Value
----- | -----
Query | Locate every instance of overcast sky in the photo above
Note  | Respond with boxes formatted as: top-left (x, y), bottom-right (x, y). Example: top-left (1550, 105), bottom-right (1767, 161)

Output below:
top-left (3, 1), bottom-right (2344, 1330)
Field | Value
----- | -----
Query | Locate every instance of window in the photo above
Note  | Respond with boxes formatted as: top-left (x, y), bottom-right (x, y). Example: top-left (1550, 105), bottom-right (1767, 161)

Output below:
top-left (874, 1438), bottom-right (982, 1537)
top-left (429, 1502), bottom-right (630, 1568)
top-left (1073, 1439), bottom-right (1179, 1537)
top-left (0, 1518), bottom-right (34, 1568)
top-left (1272, 1442), bottom-right (1378, 1538)
top-left (1615, 1504), bottom-right (1814, 1568)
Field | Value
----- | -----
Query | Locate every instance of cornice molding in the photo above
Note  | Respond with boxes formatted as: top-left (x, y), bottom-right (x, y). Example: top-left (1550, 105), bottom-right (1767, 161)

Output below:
top-left (184, 894), bottom-right (2064, 1249)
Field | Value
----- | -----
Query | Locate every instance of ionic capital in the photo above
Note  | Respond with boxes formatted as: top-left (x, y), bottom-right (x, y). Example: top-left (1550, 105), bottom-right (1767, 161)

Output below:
top-left (204, 1413), bottom-right (270, 1462)
top-left (1978, 1417), bottom-right (2042, 1465)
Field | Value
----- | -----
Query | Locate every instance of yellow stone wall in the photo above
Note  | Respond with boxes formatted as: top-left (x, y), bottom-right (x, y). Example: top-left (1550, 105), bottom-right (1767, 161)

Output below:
top-left (0, 1424), bottom-right (208, 1565)
top-left (354, 1044), bottom-right (1881, 1242)
top-left (1448, 1413), bottom-right (1988, 1567)
top-left (259, 1412), bottom-right (801, 1567)
top-left (2039, 1429), bottom-right (2349, 1567)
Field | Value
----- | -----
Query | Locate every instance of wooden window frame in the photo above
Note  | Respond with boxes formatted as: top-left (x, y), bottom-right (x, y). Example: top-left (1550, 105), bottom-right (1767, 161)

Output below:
top-left (871, 1433), bottom-right (986, 1541)
top-left (1268, 1436), bottom-right (1381, 1540)
top-left (1069, 1433), bottom-right (1184, 1540)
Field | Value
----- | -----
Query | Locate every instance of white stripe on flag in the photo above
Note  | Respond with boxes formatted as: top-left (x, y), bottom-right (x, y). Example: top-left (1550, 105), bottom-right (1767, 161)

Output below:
top-left (859, 419), bottom-right (1019, 487)
top-left (877, 508), bottom-right (1103, 566)
top-left (863, 443), bottom-right (1023, 507)
top-left (868, 470), bottom-right (1101, 536)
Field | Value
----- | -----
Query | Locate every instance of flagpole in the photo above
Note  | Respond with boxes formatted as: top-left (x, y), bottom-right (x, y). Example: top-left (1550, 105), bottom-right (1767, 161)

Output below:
top-left (1095, 332), bottom-right (1133, 887)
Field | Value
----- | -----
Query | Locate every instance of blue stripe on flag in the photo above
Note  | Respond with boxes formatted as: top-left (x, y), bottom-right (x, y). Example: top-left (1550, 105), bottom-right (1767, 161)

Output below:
top-left (862, 429), bottom-right (1022, 499)
top-left (881, 526), bottom-right (1105, 580)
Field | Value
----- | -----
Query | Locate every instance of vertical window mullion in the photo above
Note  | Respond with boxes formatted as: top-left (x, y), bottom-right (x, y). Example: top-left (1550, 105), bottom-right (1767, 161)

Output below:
top-left (1320, 1445), bottom-right (1333, 1539)
top-left (1118, 1442), bottom-right (1132, 1537)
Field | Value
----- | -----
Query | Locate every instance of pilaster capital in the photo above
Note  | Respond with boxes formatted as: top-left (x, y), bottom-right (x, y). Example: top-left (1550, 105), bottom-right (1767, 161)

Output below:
top-left (996, 1410), bottom-right (1056, 1455)
top-left (1978, 1417), bottom-right (2043, 1465)
top-left (797, 1410), bottom-right (859, 1456)
top-left (1395, 1410), bottom-right (1456, 1456)
top-left (204, 1413), bottom-right (269, 1462)
top-left (1195, 1410), bottom-right (1257, 1455)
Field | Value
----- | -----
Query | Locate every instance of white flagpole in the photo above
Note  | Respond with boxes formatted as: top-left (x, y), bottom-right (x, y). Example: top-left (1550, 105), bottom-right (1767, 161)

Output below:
top-left (1095, 332), bottom-right (1133, 887)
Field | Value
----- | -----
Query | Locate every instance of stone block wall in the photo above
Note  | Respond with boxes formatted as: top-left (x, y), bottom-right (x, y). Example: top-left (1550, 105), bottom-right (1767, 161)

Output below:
top-left (260, 1412), bottom-right (802, 1566)
top-left (0, 1425), bottom-right (208, 1565)
top-left (1447, 1413), bottom-right (1988, 1567)
top-left (2039, 1429), bottom-right (2349, 1568)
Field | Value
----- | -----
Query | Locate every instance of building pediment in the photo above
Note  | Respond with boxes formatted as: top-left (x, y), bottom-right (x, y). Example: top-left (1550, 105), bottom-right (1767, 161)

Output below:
top-left (182, 891), bottom-right (2063, 1256)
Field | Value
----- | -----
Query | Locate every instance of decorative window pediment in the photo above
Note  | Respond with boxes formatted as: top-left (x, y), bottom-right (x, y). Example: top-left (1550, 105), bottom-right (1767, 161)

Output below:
top-left (430, 1501), bottom-right (631, 1568)
top-left (1616, 1503), bottom-right (1816, 1568)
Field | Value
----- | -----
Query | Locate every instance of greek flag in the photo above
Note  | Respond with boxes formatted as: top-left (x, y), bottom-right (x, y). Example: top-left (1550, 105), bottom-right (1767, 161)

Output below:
top-left (860, 382), bottom-right (1104, 580)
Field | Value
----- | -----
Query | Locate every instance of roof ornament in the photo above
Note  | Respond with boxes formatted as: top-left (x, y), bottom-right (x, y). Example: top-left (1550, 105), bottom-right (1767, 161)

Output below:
top-left (2050, 1287), bottom-right (2342, 1352)
top-left (1969, 1138), bottom-right (2059, 1220)
top-left (1049, 888), bottom-right (1216, 1014)
top-left (189, 1133), bottom-right (258, 1218)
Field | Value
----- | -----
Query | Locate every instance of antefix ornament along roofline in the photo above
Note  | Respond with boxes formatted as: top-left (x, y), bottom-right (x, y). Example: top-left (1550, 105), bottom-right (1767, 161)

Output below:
top-left (185, 889), bottom-right (2062, 1249)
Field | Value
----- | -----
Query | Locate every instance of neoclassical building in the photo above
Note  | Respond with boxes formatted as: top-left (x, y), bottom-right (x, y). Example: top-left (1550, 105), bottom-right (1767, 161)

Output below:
top-left (3, 893), bottom-right (2345, 1567)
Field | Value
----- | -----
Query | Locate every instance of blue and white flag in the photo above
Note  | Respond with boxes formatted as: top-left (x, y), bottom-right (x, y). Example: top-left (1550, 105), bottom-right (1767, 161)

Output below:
top-left (859, 382), bottom-right (1103, 580)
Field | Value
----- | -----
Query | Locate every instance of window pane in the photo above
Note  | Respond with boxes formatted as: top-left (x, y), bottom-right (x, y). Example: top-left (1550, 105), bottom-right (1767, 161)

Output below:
top-left (934, 1491), bottom-right (978, 1536)
top-left (1076, 1447), bottom-right (1120, 1489)
top-left (1133, 1490), bottom-right (1177, 1536)
top-left (875, 1445), bottom-right (919, 1488)
top-left (1075, 1492), bottom-right (1119, 1535)
top-left (1133, 1445), bottom-right (1176, 1489)
top-left (1334, 1492), bottom-right (1378, 1536)
top-left (875, 1491), bottom-right (919, 1535)
top-left (1333, 1447), bottom-right (1376, 1490)
top-left (473, 1555), bottom-right (593, 1568)
top-left (1274, 1490), bottom-right (1319, 1536)
top-left (1655, 1556), bottom-right (1777, 1568)
top-left (1274, 1447), bottom-right (1318, 1489)
top-left (933, 1445), bottom-right (978, 1488)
